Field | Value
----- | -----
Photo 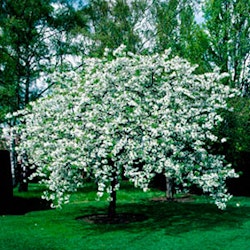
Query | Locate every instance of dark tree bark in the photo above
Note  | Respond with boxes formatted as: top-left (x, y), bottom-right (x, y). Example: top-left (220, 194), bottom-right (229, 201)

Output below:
top-left (0, 150), bottom-right (13, 214)
top-left (18, 153), bottom-right (29, 192)
top-left (108, 175), bottom-right (118, 219)
top-left (165, 177), bottom-right (174, 201)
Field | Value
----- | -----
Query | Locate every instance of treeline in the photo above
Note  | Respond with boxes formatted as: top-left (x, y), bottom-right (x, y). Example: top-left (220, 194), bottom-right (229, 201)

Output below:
top-left (0, 0), bottom-right (249, 193)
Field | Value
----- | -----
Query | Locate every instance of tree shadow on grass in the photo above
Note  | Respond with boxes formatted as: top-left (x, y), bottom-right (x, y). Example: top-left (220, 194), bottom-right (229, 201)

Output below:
top-left (6, 196), bottom-right (52, 215)
top-left (140, 201), bottom-right (250, 235)
top-left (77, 200), bottom-right (250, 235)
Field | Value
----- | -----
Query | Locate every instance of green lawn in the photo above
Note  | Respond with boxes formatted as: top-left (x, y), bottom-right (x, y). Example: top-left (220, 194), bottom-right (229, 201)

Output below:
top-left (1, 182), bottom-right (250, 250)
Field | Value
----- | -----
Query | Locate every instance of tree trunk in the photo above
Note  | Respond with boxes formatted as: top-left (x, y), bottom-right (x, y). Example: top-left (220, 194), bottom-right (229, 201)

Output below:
top-left (18, 153), bottom-right (29, 192)
top-left (108, 176), bottom-right (117, 220)
top-left (10, 135), bottom-right (18, 187)
top-left (166, 177), bottom-right (174, 201)
top-left (18, 166), bottom-right (28, 192)
top-left (0, 150), bottom-right (13, 214)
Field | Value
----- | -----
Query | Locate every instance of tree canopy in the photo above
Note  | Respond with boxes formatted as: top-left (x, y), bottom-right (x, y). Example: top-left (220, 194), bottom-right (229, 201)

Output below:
top-left (5, 46), bottom-right (239, 216)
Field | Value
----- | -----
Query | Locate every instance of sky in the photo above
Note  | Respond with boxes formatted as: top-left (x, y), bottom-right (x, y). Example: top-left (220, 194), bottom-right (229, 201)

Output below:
top-left (195, 10), bottom-right (204, 24)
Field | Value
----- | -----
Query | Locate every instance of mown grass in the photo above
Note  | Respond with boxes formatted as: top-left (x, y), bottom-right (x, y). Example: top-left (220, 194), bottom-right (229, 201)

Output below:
top-left (1, 182), bottom-right (250, 250)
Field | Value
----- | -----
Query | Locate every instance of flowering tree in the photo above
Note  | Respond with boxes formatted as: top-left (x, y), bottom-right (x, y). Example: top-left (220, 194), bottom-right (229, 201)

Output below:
top-left (5, 46), bottom-right (238, 218)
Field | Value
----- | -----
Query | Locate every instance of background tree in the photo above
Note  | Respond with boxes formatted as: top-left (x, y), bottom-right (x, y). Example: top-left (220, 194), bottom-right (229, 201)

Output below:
top-left (0, 0), bottom-right (87, 190)
top-left (214, 95), bottom-right (250, 196)
top-left (154, 0), bottom-right (210, 73)
top-left (0, 0), bottom-right (87, 119)
top-left (47, 0), bottom-right (88, 65)
top-left (82, 0), bottom-right (137, 56)
top-left (81, 0), bottom-right (158, 56)
top-left (203, 0), bottom-right (250, 89)
top-left (203, 0), bottom-right (250, 195)
top-left (7, 46), bottom-right (238, 219)
top-left (0, 0), bottom-right (54, 191)
top-left (0, 0), bottom-right (53, 113)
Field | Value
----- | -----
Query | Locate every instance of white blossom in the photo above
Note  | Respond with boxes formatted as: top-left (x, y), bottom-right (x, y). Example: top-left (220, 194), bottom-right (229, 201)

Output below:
top-left (5, 46), bottom-right (239, 209)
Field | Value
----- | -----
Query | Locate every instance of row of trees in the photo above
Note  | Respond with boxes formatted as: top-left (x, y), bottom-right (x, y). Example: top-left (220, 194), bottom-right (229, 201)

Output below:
top-left (0, 0), bottom-right (249, 214)
top-left (1, 0), bottom-right (249, 121)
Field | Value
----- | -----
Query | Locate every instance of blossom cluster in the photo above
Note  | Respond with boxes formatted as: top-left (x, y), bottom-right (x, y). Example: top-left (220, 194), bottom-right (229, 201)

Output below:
top-left (4, 46), bottom-right (239, 208)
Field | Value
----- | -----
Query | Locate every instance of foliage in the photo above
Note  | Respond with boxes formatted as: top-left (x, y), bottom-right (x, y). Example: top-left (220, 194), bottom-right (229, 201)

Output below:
top-left (0, 0), bottom-right (88, 190)
top-left (82, 0), bottom-right (151, 56)
top-left (0, 0), bottom-right (53, 114)
top-left (154, 0), bottom-right (211, 73)
top-left (203, 0), bottom-right (250, 88)
top-left (4, 46), bottom-right (239, 211)
top-left (226, 98), bottom-right (250, 154)
top-left (214, 97), bottom-right (250, 164)
top-left (0, 0), bottom-right (87, 122)
top-left (81, 0), bottom-right (211, 68)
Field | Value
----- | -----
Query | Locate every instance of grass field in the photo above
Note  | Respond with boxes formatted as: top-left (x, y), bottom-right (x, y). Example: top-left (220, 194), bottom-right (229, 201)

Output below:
top-left (1, 182), bottom-right (250, 250)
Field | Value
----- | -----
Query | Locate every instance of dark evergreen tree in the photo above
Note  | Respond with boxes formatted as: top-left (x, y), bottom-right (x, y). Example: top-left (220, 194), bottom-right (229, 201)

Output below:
top-left (0, 0), bottom-right (87, 190)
